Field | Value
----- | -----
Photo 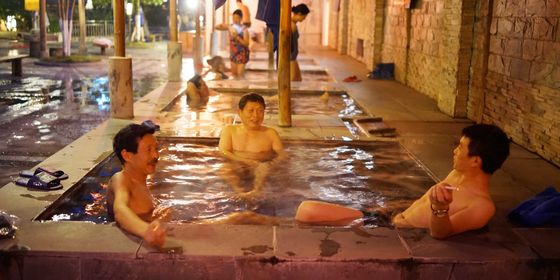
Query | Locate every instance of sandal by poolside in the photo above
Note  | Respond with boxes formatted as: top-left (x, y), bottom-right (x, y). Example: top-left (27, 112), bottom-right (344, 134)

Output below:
top-left (343, 75), bottom-right (358, 82)
top-left (19, 166), bottom-right (69, 180)
top-left (14, 172), bottom-right (63, 191)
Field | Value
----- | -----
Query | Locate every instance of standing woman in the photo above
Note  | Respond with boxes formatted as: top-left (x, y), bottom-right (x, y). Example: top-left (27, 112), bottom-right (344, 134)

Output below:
top-left (290, 4), bottom-right (310, 81)
top-left (217, 10), bottom-right (250, 79)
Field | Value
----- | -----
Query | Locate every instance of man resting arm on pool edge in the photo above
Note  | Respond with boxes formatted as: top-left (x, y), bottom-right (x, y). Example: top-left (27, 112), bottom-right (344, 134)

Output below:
top-left (219, 93), bottom-right (286, 198)
top-left (296, 124), bottom-right (510, 239)
top-left (107, 124), bottom-right (166, 247)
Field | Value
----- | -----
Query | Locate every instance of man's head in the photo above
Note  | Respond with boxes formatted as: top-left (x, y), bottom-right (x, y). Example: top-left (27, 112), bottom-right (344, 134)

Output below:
top-left (454, 124), bottom-right (510, 174)
top-left (292, 4), bottom-right (310, 22)
top-left (113, 124), bottom-right (159, 174)
top-left (238, 93), bottom-right (266, 130)
top-left (232, 9), bottom-right (243, 23)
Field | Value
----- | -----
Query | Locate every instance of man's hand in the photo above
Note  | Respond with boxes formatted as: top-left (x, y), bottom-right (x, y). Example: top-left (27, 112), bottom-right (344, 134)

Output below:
top-left (429, 182), bottom-right (454, 209)
top-left (243, 159), bottom-right (260, 168)
top-left (144, 220), bottom-right (166, 248)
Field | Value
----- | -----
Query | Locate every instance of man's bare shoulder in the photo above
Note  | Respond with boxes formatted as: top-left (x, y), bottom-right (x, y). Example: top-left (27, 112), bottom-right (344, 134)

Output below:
top-left (262, 125), bottom-right (280, 135)
top-left (110, 171), bottom-right (130, 192)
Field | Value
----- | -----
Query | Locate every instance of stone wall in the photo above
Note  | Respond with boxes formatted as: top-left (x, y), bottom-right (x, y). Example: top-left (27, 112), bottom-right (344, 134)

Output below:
top-left (337, 0), bottom-right (349, 54)
top-left (381, 2), bottom-right (409, 82)
top-left (480, 0), bottom-right (560, 165)
top-left (345, 0), bottom-right (385, 69)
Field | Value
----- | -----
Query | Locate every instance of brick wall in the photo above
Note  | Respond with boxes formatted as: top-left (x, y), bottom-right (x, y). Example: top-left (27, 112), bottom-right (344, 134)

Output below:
top-left (381, 2), bottom-right (409, 82)
top-left (480, 0), bottom-right (560, 165)
top-left (345, 0), bottom-right (384, 69)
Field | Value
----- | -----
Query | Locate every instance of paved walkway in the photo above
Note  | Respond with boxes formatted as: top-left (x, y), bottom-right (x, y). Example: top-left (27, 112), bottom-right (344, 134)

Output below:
top-left (307, 46), bottom-right (560, 228)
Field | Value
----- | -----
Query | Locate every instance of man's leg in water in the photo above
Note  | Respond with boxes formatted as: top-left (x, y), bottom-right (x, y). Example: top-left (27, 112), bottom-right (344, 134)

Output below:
top-left (295, 200), bottom-right (363, 226)
top-left (240, 162), bottom-right (270, 199)
top-left (218, 161), bottom-right (245, 194)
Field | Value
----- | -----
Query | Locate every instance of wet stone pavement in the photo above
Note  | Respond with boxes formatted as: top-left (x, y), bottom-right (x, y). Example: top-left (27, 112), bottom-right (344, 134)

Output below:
top-left (0, 43), bottom-right (169, 187)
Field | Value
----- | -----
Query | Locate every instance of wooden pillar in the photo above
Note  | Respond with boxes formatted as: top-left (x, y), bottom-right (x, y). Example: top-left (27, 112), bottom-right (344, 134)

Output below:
top-left (78, 0), bottom-right (87, 55)
top-left (277, 0), bottom-right (292, 127)
top-left (113, 0), bottom-right (126, 57)
top-left (39, 0), bottom-right (48, 58)
top-left (194, 0), bottom-right (203, 74)
top-left (169, 0), bottom-right (178, 42)
top-left (267, 28), bottom-right (274, 70)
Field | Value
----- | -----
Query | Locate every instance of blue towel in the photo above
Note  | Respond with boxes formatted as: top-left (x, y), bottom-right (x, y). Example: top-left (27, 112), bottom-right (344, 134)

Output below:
top-left (508, 186), bottom-right (560, 227)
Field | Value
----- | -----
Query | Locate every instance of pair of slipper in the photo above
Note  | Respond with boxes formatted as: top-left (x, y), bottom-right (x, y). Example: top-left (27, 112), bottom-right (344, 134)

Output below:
top-left (14, 167), bottom-right (68, 191)
top-left (343, 75), bottom-right (362, 83)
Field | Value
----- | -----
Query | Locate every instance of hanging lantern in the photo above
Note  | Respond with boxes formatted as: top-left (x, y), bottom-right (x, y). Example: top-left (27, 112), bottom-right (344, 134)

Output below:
top-left (25, 0), bottom-right (40, 11)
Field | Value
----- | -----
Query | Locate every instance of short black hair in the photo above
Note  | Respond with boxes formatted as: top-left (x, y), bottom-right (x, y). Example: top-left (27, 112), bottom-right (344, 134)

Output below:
top-left (239, 93), bottom-right (266, 110)
top-left (233, 9), bottom-right (243, 18)
top-left (113, 124), bottom-right (156, 165)
top-left (292, 4), bottom-right (310, 15)
top-left (188, 74), bottom-right (203, 88)
top-left (462, 124), bottom-right (510, 174)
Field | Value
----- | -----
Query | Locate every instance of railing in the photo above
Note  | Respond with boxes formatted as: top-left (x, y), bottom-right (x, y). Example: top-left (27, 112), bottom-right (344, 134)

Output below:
top-left (71, 20), bottom-right (114, 37)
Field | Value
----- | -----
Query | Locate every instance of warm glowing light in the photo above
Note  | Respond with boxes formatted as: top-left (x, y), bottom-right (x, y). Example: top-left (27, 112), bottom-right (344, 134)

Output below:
top-left (186, 0), bottom-right (198, 10)
top-left (126, 2), bottom-right (134, 16)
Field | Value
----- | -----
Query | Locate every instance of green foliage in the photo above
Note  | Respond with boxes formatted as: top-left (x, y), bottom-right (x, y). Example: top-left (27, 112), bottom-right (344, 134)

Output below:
top-left (42, 54), bottom-right (102, 63)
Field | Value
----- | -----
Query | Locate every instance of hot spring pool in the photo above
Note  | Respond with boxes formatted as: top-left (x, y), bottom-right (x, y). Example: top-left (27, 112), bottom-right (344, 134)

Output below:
top-left (164, 91), bottom-right (365, 117)
top-left (36, 138), bottom-right (435, 227)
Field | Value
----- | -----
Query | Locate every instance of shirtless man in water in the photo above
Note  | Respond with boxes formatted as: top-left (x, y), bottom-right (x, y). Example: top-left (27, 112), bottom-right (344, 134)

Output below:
top-left (107, 123), bottom-right (166, 247)
top-left (295, 124), bottom-right (510, 238)
top-left (219, 93), bottom-right (285, 199)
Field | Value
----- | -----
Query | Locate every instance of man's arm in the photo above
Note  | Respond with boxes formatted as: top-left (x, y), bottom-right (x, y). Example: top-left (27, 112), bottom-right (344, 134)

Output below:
top-left (112, 175), bottom-right (166, 247)
top-left (268, 128), bottom-right (286, 165)
top-left (429, 182), bottom-right (494, 238)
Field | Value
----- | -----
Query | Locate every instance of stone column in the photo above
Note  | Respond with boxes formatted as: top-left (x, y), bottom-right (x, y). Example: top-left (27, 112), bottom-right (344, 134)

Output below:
top-left (168, 42), bottom-right (182, 81)
top-left (109, 57), bottom-right (133, 119)
top-left (168, 0), bottom-right (182, 81)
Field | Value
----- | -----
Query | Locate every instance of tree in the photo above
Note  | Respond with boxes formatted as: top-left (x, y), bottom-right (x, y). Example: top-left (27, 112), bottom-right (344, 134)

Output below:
top-left (58, 0), bottom-right (76, 56)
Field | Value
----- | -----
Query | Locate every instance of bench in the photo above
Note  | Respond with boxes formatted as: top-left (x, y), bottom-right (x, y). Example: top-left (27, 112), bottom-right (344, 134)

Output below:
top-left (149, 33), bottom-right (164, 42)
top-left (93, 42), bottom-right (109, 55)
top-left (0, 54), bottom-right (29, 76)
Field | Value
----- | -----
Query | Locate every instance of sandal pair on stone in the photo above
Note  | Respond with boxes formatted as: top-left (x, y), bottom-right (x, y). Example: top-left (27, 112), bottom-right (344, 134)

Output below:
top-left (14, 167), bottom-right (68, 191)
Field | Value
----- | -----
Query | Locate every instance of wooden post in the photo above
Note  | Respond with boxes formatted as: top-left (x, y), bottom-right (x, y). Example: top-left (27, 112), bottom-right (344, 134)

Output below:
top-left (194, 0), bottom-right (203, 74)
top-left (169, 0), bottom-right (178, 42)
top-left (39, 0), bottom-right (48, 58)
top-left (267, 28), bottom-right (274, 70)
top-left (277, 0), bottom-right (292, 127)
top-left (78, 0), bottom-right (87, 55)
top-left (113, 0), bottom-right (126, 57)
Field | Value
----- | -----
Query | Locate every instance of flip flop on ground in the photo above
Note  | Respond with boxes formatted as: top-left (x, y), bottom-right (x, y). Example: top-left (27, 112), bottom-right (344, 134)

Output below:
top-left (14, 172), bottom-right (63, 191)
top-left (19, 166), bottom-right (69, 180)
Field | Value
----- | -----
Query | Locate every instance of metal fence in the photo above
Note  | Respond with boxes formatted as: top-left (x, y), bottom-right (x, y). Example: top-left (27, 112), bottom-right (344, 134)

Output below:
top-left (71, 20), bottom-right (113, 37)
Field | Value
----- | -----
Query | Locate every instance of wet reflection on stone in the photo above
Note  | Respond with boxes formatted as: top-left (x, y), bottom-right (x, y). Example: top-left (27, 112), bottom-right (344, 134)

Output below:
top-left (0, 73), bottom-right (165, 186)
top-left (38, 139), bottom-right (435, 227)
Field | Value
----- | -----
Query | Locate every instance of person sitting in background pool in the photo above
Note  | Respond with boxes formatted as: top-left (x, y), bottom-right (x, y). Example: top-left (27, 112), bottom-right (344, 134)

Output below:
top-left (185, 75), bottom-right (210, 108)
top-left (107, 123), bottom-right (166, 247)
top-left (219, 93), bottom-right (286, 199)
top-left (295, 124), bottom-right (510, 239)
